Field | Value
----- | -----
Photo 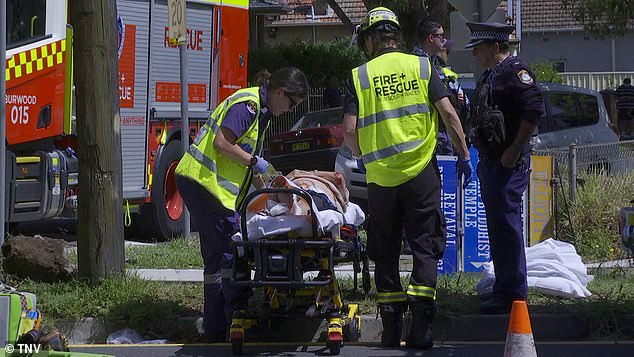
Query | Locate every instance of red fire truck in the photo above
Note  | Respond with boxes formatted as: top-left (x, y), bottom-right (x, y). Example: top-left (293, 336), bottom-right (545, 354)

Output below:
top-left (4, 0), bottom-right (249, 240)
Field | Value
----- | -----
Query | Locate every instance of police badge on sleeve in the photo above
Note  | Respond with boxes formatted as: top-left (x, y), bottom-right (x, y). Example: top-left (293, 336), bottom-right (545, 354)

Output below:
top-left (517, 70), bottom-right (534, 85)
top-left (246, 100), bottom-right (258, 114)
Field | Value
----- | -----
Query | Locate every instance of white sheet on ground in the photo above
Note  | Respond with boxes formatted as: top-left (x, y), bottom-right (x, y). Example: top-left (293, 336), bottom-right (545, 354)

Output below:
top-left (476, 238), bottom-right (591, 298)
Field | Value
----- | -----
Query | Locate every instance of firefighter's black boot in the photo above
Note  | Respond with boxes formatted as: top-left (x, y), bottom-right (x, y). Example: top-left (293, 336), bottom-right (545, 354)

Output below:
top-left (379, 303), bottom-right (406, 347)
top-left (406, 302), bottom-right (437, 350)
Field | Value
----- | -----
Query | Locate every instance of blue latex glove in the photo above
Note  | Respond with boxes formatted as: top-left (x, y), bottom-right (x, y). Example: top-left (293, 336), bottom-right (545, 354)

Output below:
top-left (251, 155), bottom-right (269, 174)
top-left (356, 158), bottom-right (366, 174)
top-left (456, 158), bottom-right (473, 189)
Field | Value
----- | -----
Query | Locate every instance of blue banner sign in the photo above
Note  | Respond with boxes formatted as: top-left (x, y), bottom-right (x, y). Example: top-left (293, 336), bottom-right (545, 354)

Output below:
top-left (437, 155), bottom-right (459, 275)
top-left (462, 147), bottom-right (491, 272)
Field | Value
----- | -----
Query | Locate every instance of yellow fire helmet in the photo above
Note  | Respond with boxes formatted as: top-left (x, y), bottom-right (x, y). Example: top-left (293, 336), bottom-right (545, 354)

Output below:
top-left (361, 7), bottom-right (400, 34)
top-left (353, 7), bottom-right (401, 52)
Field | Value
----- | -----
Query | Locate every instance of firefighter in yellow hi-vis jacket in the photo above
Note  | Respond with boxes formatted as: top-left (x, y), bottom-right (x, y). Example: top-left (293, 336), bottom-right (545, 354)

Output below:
top-left (342, 7), bottom-right (472, 350)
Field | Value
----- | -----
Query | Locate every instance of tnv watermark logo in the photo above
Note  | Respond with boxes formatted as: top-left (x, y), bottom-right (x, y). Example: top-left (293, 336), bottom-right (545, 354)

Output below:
top-left (5, 343), bottom-right (42, 354)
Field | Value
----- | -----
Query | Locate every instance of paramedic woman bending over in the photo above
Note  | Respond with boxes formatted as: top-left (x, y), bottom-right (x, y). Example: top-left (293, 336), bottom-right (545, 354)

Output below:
top-left (175, 67), bottom-right (309, 341)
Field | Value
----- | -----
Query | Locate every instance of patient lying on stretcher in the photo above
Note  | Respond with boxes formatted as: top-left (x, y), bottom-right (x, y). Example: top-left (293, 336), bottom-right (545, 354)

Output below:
top-left (242, 169), bottom-right (366, 240)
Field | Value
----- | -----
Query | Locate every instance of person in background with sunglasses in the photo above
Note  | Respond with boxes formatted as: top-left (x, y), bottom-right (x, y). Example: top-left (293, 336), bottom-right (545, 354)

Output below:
top-left (414, 19), bottom-right (471, 156)
top-left (175, 67), bottom-right (308, 342)
top-left (342, 7), bottom-right (471, 350)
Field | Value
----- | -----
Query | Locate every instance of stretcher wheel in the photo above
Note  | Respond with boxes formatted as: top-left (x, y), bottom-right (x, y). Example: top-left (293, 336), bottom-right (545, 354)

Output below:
top-left (344, 316), bottom-right (360, 342)
top-left (231, 337), bottom-right (243, 356)
top-left (327, 340), bottom-right (341, 355)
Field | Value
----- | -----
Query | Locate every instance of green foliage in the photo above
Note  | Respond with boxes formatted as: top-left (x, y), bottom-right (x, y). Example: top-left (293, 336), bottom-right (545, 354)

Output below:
top-left (248, 1), bottom-right (454, 82)
top-left (531, 61), bottom-right (565, 84)
top-left (248, 38), bottom-right (366, 88)
top-left (562, 0), bottom-right (634, 39)
top-left (557, 172), bottom-right (634, 262)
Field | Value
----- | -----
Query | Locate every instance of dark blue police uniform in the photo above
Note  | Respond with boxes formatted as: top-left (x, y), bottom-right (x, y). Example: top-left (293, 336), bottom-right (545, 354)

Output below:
top-left (466, 22), bottom-right (545, 313)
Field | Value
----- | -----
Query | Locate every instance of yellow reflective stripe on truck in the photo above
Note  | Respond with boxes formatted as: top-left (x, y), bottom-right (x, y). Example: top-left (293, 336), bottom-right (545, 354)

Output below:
top-left (16, 157), bottom-right (41, 164)
top-left (198, 0), bottom-right (248, 9)
top-left (6, 39), bottom-right (67, 81)
top-left (64, 25), bottom-right (74, 135)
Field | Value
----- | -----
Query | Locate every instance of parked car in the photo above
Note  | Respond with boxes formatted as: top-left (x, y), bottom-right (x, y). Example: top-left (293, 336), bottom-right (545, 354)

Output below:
top-left (268, 107), bottom-right (344, 174)
top-left (336, 82), bottom-right (620, 206)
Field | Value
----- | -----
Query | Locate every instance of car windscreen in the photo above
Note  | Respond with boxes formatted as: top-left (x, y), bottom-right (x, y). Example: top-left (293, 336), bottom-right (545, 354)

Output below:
top-left (292, 110), bottom-right (343, 130)
top-left (539, 92), bottom-right (599, 133)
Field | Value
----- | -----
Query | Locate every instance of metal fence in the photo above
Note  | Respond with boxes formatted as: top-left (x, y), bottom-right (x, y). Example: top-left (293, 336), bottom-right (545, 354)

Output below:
top-left (561, 72), bottom-right (634, 92)
top-left (533, 140), bottom-right (634, 202)
top-left (265, 87), bottom-right (343, 145)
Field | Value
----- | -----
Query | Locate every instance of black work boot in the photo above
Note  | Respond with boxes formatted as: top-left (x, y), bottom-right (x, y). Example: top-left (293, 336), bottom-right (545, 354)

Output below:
top-left (406, 302), bottom-right (437, 350)
top-left (379, 303), bottom-right (406, 347)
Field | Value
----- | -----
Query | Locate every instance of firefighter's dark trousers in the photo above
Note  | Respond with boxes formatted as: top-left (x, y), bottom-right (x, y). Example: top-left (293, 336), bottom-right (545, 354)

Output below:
top-left (176, 175), bottom-right (250, 336)
top-left (367, 158), bottom-right (446, 305)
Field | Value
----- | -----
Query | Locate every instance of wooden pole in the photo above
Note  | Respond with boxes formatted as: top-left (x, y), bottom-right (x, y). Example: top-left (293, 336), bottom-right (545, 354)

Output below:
top-left (70, 0), bottom-right (125, 284)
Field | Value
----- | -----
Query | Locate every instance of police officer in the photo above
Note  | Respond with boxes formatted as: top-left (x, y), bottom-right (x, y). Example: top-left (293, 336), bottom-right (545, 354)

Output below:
top-left (465, 22), bottom-right (545, 314)
top-left (343, 7), bottom-right (472, 349)
top-left (175, 67), bottom-right (308, 340)
top-left (414, 19), bottom-right (470, 155)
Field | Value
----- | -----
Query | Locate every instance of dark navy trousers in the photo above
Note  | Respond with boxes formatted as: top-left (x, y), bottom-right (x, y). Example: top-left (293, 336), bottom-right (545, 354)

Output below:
top-left (176, 175), bottom-right (249, 335)
top-left (367, 159), bottom-right (446, 304)
top-left (477, 157), bottom-right (529, 300)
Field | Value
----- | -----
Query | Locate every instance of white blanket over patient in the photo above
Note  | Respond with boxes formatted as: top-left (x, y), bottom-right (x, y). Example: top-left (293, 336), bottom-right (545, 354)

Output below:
top-left (242, 174), bottom-right (366, 240)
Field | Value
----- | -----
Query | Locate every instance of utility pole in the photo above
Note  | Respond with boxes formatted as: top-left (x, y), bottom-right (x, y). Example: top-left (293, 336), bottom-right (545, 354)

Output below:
top-left (70, 0), bottom-right (125, 284)
top-left (168, 0), bottom-right (191, 240)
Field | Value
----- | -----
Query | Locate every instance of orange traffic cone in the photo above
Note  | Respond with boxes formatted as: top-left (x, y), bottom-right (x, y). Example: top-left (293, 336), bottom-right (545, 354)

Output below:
top-left (503, 300), bottom-right (537, 357)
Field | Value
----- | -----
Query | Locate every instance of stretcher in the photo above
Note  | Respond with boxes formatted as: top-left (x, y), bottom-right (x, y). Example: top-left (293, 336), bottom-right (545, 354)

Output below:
top-left (228, 172), bottom-right (370, 356)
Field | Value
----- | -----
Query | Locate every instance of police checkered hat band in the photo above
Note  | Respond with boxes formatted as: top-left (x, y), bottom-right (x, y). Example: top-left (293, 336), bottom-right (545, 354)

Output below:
top-left (465, 22), bottom-right (514, 49)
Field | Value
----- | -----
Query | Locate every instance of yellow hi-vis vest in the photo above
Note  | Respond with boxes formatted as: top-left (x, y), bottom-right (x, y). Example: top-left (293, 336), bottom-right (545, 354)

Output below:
top-left (442, 67), bottom-right (458, 81)
top-left (352, 52), bottom-right (438, 187)
top-left (175, 87), bottom-right (265, 211)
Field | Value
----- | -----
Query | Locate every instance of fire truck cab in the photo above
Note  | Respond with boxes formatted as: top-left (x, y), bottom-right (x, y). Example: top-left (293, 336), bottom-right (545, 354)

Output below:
top-left (4, 0), bottom-right (249, 241)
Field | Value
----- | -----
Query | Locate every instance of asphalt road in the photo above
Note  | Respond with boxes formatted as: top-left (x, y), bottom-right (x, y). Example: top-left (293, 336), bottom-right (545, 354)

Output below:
top-left (71, 341), bottom-right (634, 357)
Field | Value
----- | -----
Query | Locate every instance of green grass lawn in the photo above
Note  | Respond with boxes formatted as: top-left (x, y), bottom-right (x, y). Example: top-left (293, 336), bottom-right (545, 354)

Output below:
top-left (3, 266), bottom-right (633, 342)
top-left (124, 238), bottom-right (203, 269)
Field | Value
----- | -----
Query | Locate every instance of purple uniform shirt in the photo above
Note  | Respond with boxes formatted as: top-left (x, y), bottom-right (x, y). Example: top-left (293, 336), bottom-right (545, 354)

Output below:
top-left (221, 86), bottom-right (271, 154)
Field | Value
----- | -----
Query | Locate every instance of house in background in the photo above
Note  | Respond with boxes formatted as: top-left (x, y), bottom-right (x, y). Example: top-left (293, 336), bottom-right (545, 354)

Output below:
top-left (249, 0), bottom-right (290, 49)
top-left (450, 0), bottom-right (634, 76)
top-left (519, 0), bottom-right (634, 73)
top-left (250, 0), bottom-right (366, 47)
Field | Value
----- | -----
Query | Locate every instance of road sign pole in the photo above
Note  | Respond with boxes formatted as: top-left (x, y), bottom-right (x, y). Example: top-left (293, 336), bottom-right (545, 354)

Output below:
top-left (179, 42), bottom-right (191, 240)
top-left (1, 2), bottom-right (7, 246)
top-left (169, 0), bottom-right (190, 240)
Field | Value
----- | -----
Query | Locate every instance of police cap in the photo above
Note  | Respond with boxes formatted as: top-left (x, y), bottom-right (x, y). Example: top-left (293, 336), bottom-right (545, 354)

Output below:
top-left (465, 22), bottom-right (514, 49)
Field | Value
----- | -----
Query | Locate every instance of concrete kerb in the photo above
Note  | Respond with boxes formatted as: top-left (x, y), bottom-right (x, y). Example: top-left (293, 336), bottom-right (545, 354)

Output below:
top-left (57, 268), bottom-right (592, 345)
top-left (57, 313), bottom-right (591, 345)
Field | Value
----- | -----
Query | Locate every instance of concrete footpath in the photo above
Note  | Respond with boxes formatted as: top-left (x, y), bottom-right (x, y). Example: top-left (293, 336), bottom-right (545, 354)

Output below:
top-left (54, 262), bottom-right (600, 345)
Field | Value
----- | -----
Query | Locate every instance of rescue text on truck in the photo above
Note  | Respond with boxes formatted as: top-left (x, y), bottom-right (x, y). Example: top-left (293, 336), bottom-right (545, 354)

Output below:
top-left (4, 0), bottom-right (249, 241)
